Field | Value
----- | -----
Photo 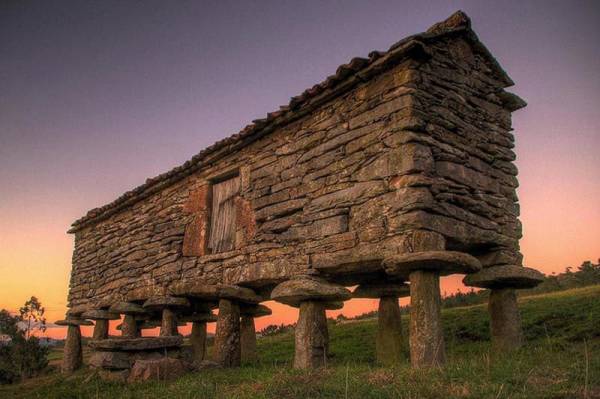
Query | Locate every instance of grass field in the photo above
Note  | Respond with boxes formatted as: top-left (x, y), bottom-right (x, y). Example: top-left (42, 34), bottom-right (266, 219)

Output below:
top-left (2, 285), bottom-right (599, 398)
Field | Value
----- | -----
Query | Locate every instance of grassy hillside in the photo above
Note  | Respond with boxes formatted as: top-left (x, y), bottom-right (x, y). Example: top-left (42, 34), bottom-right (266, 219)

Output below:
top-left (3, 285), bottom-right (599, 399)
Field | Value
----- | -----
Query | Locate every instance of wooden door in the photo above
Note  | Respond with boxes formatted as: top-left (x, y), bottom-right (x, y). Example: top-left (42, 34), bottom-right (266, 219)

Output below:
top-left (208, 176), bottom-right (240, 253)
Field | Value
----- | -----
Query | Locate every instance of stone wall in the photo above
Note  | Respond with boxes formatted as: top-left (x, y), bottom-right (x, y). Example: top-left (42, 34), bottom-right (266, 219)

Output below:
top-left (67, 23), bottom-right (523, 309)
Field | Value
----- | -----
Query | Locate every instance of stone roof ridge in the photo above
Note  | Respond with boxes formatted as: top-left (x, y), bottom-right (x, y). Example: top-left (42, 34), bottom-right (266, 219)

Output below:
top-left (68, 10), bottom-right (512, 233)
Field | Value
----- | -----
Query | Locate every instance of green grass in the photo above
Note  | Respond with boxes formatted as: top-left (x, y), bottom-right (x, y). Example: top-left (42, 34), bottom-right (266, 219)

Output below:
top-left (3, 285), bottom-right (600, 398)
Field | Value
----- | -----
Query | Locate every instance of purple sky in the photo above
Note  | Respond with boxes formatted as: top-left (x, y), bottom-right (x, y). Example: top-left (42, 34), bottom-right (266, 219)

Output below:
top-left (1, 1), bottom-right (599, 324)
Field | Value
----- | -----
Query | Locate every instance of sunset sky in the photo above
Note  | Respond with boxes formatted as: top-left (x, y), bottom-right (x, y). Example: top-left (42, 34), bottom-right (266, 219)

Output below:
top-left (1, 1), bottom-right (599, 339)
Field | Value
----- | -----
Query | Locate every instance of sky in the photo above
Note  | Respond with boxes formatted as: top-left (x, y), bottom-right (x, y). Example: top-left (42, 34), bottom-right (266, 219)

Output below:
top-left (1, 0), bottom-right (599, 339)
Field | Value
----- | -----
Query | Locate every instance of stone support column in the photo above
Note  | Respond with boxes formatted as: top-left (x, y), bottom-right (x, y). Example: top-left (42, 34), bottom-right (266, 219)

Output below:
top-left (271, 276), bottom-right (351, 370)
top-left (353, 282), bottom-right (409, 365)
top-left (376, 296), bottom-right (404, 365)
top-left (463, 264), bottom-right (544, 351)
top-left (489, 288), bottom-right (523, 350)
top-left (93, 319), bottom-right (109, 340)
top-left (56, 317), bottom-right (93, 374)
top-left (191, 321), bottom-right (207, 363)
top-left (239, 304), bottom-right (271, 363)
top-left (384, 231), bottom-right (482, 369)
top-left (294, 301), bottom-right (328, 369)
top-left (122, 314), bottom-right (140, 338)
top-left (240, 315), bottom-right (257, 363)
top-left (160, 308), bottom-right (177, 337)
top-left (62, 325), bottom-right (83, 374)
top-left (409, 270), bottom-right (445, 368)
top-left (213, 299), bottom-right (241, 367)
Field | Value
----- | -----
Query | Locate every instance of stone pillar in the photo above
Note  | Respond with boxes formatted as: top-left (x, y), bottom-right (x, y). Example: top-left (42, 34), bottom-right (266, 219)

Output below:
top-left (62, 325), bottom-right (83, 374)
top-left (294, 301), bottom-right (328, 369)
top-left (489, 288), bottom-right (523, 350)
top-left (92, 319), bottom-right (109, 340)
top-left (122, 314), bottom-right (140, 338)
top-left (190, 321), bottom-right (207, 363)
top-left (213, 299), bottom-right (241, 367)
top-left (376, 296), bottom-right (404, 365)
top-left (409, 270), bottom-right (445, 368)
top-left (160, 308), bottom-right (178, 336)
top-left (240, 315), bottom-right (257, 363)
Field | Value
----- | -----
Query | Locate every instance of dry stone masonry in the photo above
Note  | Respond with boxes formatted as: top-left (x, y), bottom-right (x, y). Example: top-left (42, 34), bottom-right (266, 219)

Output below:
top-left (60, 11), bottom-right (544, 377)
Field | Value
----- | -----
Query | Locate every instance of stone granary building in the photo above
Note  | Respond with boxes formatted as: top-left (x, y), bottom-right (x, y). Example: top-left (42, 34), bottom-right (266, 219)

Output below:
top-left (59, 11), bottom-right (544, 378)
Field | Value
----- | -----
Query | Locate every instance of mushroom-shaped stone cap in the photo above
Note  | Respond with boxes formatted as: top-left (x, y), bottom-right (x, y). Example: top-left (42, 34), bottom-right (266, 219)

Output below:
top-left (271, 276), bottom-right (351, 307)
top-left (81, 309), bottom-right (120, 320)
top-left (353, 282), bottom-right (410, 299)
top-left (169, 282), bottom-right (261, 304)
top-left (179, 312), bottom-right (218, 323)
top-left (240, 304), bottom-right (272, 318)
top-left (463, 265), bottom-right (545, 289)
top-left (55, 318), bottom-right (94, 327)
top-left (143, 296), bottom-right (190, 310)
top-left (322, 301), bottom-right (344, 310)
top-left (109, 301), bottom-right (148, 315)
top-left (383, 251), bottom-right (481, 277)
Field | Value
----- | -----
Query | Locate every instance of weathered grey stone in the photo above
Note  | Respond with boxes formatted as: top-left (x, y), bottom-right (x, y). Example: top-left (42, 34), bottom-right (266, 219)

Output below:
top-left (128, 358), bottom-right (188, 382)
top-left (488, 288), bottom-right (524, 351)
top-left (409, 270), bottom-right (445, 368)
top-left (121, 314), bottom-right (140, 338)
top-left (353, 282), bottom-right (410, 299)
top-left (89, 351), bottom-right (131, 370)
top-left (160, 308), bottom-right (178, 336)
top-left (89, 336), bottom-right (183, 351)
top-left (240, 315), bottom-right (257, 363)
top-left (270, 276), bottom-right (351, 307)
top-left (294, 301), bottom-right (328, 369)
top-left (61, 325), bottom-right (82, 374)
top-left (92, 319), bottom-right (109, 340)
top-left (190, 321), bottom-right (207, 364)
top-left (213, 299), bottom-right (241, 367)
top-left (384, 250), bottom-right (482, 278)
top-left (376, 296), bottom-right (404, 365)
top-left (463, 265), bottom-right (544, 289)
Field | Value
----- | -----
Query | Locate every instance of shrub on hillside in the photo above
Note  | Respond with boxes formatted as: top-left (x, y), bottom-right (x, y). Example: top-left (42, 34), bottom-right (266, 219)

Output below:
top-left (0, 297), bottom-right (49, 384)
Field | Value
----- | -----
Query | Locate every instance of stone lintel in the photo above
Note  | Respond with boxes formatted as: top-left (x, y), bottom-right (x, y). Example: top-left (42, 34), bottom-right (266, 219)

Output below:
top-left (110, 301), bottom-right (148, 315)
top-left (89, 336), bottom-right (183, 352)
top-left (353, 282), bottom-right (410, 299)
top-left (55, 318), bottom-right (94, 327)
top-left (81, 309), bottom-right (121, 320)
top-left (179, 312), bottom-right (217, 323)
top-left (383, 250), bottom-right (481, 278)
top-left (143, 296), bottom-right (190, 310)
top-left (169, 282), bottom-right (261, 304)
top-left (463, 265), bottom-right (544, 289)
